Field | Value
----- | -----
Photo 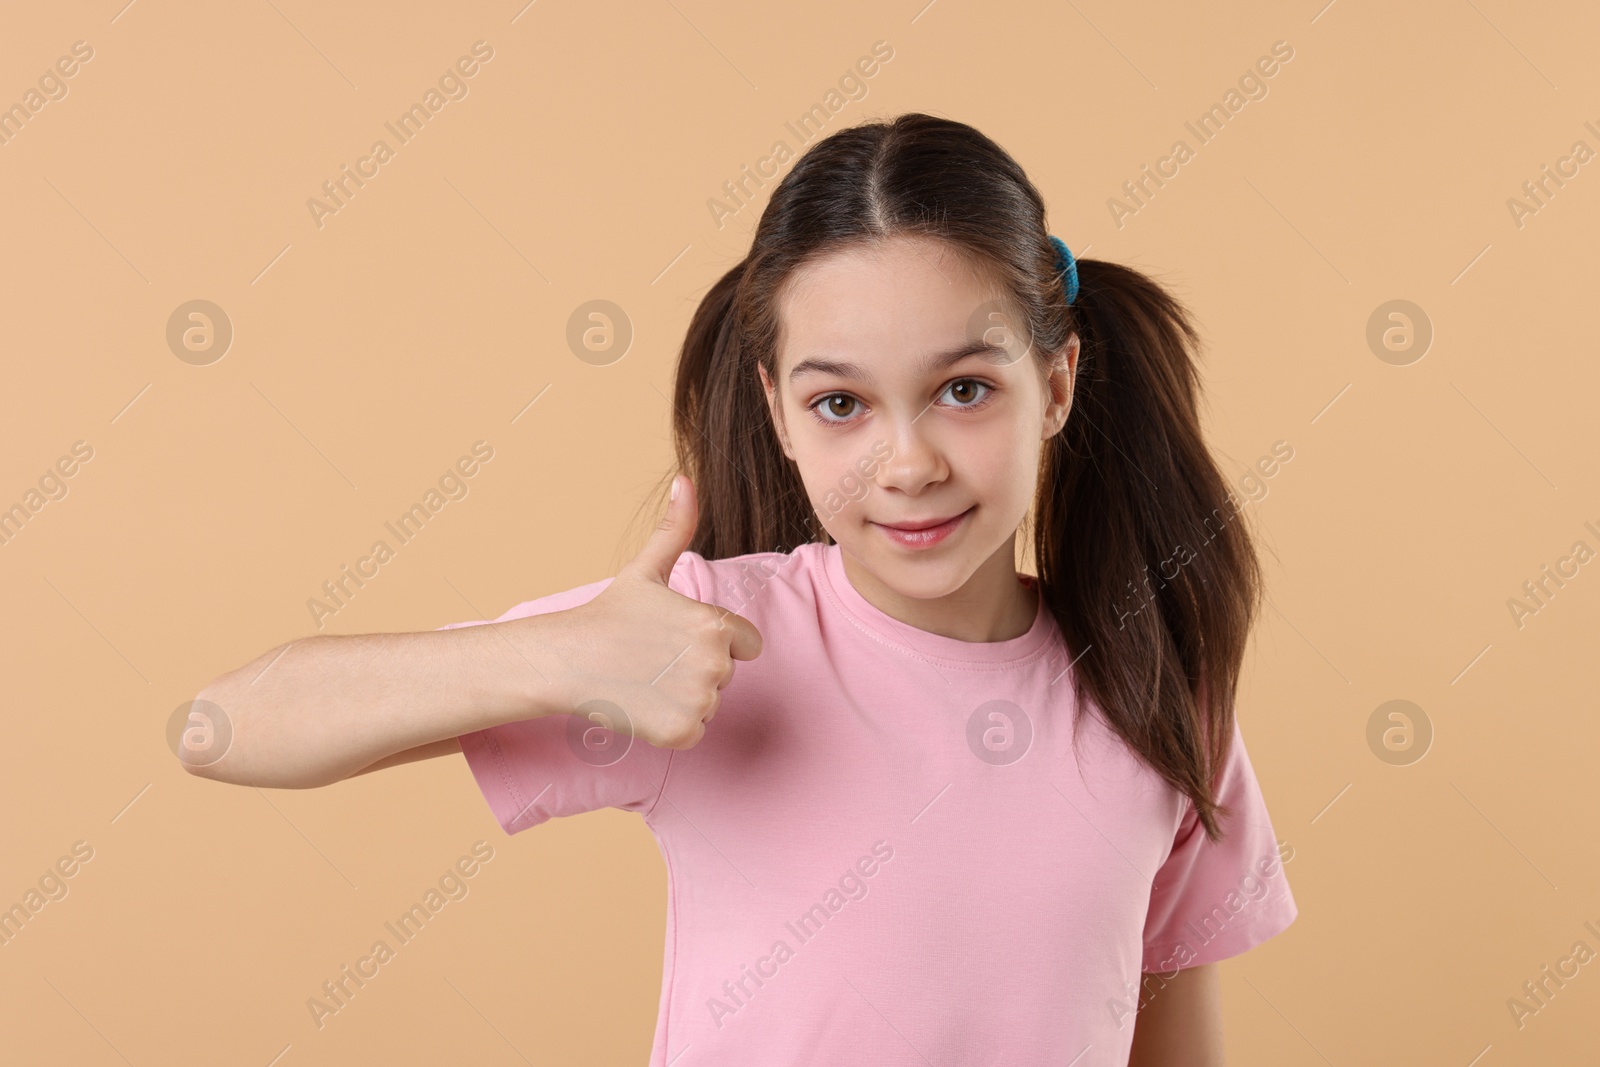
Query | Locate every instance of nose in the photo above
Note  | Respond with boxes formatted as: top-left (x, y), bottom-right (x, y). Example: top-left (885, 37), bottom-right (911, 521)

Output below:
top-left (872, 406), bottom-right (949, 496)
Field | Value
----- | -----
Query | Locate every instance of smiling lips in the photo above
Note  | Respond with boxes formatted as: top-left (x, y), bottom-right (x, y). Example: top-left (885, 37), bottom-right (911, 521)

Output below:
top-left (873, 506), bottom-right (974, 548)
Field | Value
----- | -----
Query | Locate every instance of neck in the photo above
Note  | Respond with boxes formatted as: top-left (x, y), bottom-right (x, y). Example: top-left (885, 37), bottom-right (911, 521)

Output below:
top-left (838, 533), bottom-right (1038, 643)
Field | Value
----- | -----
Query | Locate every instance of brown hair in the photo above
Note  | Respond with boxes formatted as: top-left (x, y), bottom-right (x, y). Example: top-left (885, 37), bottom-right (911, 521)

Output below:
top-left (663, 113), bottom-right (1261, 841)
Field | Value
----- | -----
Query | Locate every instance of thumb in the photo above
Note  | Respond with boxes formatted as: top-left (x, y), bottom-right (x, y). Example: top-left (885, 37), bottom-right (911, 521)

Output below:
top-left (620, 474), bottom-right (699, 586)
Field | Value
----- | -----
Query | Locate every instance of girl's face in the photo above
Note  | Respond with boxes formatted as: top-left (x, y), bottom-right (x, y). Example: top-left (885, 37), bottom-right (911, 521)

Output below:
top-left (758, 234), bottom-right (1078, 604)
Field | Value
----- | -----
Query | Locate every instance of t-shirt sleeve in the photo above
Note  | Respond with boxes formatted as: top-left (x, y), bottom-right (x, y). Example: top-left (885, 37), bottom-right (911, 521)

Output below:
top-left (435, 552), bottom-right (708, 836)
top-left (1140, 716), bottom-right (1298, 973)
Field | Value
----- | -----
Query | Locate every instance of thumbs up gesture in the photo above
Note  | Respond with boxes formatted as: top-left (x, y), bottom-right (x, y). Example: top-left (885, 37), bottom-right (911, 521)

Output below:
top-left (556, 475), bottom-right (763, 750)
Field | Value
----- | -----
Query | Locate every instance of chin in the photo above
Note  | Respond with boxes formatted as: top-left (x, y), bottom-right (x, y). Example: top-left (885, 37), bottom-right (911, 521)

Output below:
top-left (853, 535), bottom-right (981, 599)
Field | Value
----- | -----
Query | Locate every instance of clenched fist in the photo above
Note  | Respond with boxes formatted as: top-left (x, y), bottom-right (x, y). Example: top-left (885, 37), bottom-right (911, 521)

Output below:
top-left (549, 475), bottom-right (763, 750)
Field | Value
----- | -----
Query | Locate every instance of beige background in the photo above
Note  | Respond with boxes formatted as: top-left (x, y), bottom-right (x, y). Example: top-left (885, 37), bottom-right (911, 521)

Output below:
top-left (2, 0), bottom-right (1597, 1063)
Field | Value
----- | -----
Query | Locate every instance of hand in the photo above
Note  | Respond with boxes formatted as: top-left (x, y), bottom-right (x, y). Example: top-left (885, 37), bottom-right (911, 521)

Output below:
top-left (554, 475), bottom-right (763, 749)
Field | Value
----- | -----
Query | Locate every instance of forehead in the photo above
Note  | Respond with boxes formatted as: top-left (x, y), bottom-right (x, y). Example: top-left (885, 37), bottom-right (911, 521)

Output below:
top-left (774, 236), bottom-right (1013, 375)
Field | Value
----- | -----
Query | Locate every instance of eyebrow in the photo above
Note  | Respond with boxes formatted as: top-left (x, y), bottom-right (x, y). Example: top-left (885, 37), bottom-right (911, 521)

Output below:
top-left (786, 339), bottom-right (1009, 387)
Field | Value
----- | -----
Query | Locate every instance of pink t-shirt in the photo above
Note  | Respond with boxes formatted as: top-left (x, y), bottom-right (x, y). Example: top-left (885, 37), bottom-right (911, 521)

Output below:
top-left (440, 541), bottom-right (1297, 1065)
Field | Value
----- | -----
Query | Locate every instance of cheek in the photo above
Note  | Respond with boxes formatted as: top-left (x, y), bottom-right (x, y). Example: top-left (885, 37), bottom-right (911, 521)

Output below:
top-left (968, 419), bottom-right (1041, 490)
top-left (786, 423), bottom-right (865, 498)
top-left (959, 427), bottom-right (1043, 535)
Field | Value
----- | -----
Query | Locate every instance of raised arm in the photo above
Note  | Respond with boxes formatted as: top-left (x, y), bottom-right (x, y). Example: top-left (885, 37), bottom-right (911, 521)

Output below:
top-left (177, 476), bottom-right (761, 791)
top-left (179, 616), bottom-right (573, 789)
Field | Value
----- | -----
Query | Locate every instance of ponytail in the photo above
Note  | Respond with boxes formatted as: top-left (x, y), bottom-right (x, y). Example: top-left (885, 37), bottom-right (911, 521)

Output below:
top-left (669, 261), bottom-right (820, 561)
top-left (1039, 259), bottom-right (1261, 841)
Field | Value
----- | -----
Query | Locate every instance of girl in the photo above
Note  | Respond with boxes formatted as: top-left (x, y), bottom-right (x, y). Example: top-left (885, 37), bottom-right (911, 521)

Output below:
top-left (186, 112), bottom-right (1297, 1065)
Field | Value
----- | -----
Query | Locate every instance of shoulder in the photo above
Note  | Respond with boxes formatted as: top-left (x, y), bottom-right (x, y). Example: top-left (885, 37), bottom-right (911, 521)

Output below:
top-left (439, 543), bottom-right (829, 630)
top-left (672, 542), bottom-right (827, 619)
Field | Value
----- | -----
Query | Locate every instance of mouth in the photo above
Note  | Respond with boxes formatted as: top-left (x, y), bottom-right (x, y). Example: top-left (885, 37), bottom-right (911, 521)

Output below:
top-left (872, 506), bottom-right (974, 549)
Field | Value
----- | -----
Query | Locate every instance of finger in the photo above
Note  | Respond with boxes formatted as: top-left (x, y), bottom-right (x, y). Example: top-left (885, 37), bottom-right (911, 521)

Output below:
top-left (714, 610), bottom-right (763, 661)
top-left (667, 719), bottom-right (706, 750)
top-left (617, 474), bottom-right (699, 586)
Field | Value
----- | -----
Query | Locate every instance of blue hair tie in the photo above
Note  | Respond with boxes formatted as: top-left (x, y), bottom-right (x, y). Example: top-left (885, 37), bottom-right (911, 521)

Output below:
top-left (1047, 234), bottom-right (1079, 305)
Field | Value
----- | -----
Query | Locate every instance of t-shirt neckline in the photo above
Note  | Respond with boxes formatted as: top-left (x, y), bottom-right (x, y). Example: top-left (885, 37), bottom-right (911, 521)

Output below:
top-left (816, 541), bottom-right (1056, 666)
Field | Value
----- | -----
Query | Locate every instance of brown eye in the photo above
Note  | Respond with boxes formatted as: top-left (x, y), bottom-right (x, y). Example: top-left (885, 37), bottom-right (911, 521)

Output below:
top-left (941, 379), bottom-right (993, 408)
top-left (811, 394), bottom-right (860, 423)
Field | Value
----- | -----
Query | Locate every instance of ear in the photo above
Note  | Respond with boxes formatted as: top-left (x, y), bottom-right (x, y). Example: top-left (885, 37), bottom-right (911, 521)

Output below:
top-left (1042, 333), bottom-right (1079, 440)
top-left (757, 362), bottom-right (796, 460)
